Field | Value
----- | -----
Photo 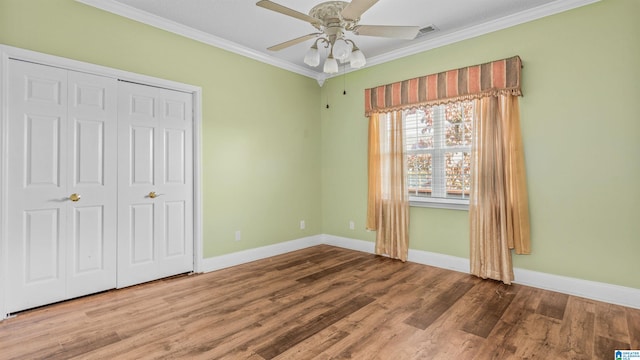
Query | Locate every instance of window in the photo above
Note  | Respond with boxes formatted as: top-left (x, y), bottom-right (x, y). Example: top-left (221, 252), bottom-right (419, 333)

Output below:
top-left (404, 101), bottom-right (474, 209)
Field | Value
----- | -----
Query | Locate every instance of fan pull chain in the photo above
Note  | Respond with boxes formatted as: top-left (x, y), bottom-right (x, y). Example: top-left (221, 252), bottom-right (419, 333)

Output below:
top-left (343, 65), bottom-right (347, 95)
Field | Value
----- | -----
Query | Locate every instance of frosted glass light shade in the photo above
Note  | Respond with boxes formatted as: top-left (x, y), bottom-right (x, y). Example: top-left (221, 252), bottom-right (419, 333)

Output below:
top-left (323, 55), bottom-right (339, 73)
top-left (349, 49), bottom-right (366, 68)
top-left (303, 46), bottom-right (320, 67)
top-left (332, 39), bottom-right (352, 62)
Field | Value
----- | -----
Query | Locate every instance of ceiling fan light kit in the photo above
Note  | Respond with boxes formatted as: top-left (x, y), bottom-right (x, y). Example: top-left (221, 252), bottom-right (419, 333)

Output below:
top-left (332, 38), bottom-right (353, 62)
top-left (304, 43), bottom-right (321, 67)
top-left (349, 46), bottom-right (366, 68)
top-left (256, 0), bottom-right (419, 74)
top-left (323, 53), bottom-right (339, 73)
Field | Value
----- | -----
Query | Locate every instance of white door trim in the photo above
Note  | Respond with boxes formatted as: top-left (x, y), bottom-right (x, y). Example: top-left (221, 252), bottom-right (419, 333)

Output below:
top-left (0, 44), bottom-right (204, 320)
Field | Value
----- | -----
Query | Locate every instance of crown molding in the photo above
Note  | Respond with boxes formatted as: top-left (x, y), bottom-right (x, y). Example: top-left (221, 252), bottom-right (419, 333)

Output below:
top-left (75, 0), bottom-right (319, 79)
top-left (76, 0), bottom-right (599, 85)
top-left (359, 0), bottom-right (600, 71)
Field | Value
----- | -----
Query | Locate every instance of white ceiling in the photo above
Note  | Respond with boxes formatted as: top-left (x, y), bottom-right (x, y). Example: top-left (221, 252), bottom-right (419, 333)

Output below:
top-left (77, 0), bottom-right (597, 83)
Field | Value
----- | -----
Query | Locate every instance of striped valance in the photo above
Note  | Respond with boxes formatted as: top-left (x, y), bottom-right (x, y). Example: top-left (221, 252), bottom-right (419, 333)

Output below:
top-left (364, 56), bottom-right (522, 116)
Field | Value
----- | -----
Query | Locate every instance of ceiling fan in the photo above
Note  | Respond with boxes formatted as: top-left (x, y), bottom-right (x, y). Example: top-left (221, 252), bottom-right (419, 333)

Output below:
top-left (256, 0), bottom-right (420, 73)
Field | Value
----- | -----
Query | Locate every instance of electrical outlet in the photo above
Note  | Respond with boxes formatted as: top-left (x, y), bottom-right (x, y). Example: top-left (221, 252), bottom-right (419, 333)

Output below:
top-left (349, 220), bottom-right (355, 230)
top-left (300, 220), bottom-right (305, 230)
top-left (235, 230), bottom-right (241, 241)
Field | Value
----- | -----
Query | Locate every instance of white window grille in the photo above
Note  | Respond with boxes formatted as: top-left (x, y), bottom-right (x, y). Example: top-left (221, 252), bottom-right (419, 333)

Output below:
top-left (404, 101), bottom-right (474, 209)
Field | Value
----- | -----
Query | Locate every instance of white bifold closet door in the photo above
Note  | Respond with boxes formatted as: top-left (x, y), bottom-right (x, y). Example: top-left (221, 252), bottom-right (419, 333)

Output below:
top-left (116, 81), bottom-right (193, 288)
top-left (7, 60), bottom-right (118, 313)
top-left (6, 60), bottom-right (194, 314)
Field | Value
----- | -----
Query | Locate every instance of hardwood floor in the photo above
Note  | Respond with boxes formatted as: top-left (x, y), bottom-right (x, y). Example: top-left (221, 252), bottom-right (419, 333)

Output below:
top-left (1, 245), bottom-right (638, 359)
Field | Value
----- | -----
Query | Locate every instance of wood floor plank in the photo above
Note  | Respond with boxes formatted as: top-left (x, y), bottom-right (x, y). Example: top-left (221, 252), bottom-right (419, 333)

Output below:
top-left (627, 307), bottom-right (640, 349)
top-left (274, 247), bottom-right (343, 271)
top-left (464, 287), bottom-right (565, 360)
top-left (594, 335), bottom-right (631, 360)
top-left (370, 281), bottom-right (487, 359)
top-left (321, 283), bottom-right (429, 359)
top-left (273, 259), bottom-right (426, 359)
top-left (316, 266), bottom-right (456, 359)
top-left (256, 295), bottom-right (375, 359)
top-left (595, 302), bottom-right (631, 344)
top-left (404, 277), bottom-right (476, 330)
top-left (556, 296), bottom-right (596, 359)
top-left (274, 329), bottom-right (350, 360)
top-left (461, 282), bottom-right (518, 338)
top-left (470, 286), bottom-right (542, 359)
top-left (536, 291), bottom-right (569, 320)
top-left (471, 320), bottom-right (520, 360)
top-left (169, 294), bottom-right (336, 358)
top-left (174, 258), bottom-right (388, 358)
top-left (499, 285), bottom-right (543, 325)
top-left (1, 245), bottom-right (638, 360)
top-left (295, 256), bottom-right (372, 284)
top-left (74, 320), bottom-right (185, 360)
top-left (511, 313), bottom-right (563, 359)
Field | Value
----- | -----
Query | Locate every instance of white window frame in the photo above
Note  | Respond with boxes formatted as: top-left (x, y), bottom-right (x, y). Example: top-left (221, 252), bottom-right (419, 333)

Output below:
top-left (405, 102), bottom-right (473, 211)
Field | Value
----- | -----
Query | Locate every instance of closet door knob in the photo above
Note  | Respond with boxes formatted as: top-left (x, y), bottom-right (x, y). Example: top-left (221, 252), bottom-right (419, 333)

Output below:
top-left (148, 191), bottom-right (158, 199)
top-left (69, 193), bottom-right (81, 202)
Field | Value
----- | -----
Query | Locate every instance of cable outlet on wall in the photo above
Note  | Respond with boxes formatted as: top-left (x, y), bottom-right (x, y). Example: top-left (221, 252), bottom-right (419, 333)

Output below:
top-left (300, 220), bottom-right (305, 230)
top-left (235, 230), bottom-right (241, 241)
top-left (349, 220), bottom-right (355, 230)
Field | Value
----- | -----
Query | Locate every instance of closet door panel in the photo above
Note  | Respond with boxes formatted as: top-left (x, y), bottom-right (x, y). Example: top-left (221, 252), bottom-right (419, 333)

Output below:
top-left (117, 82), bottom-right (193, 288)
top-left (130, 126), bottom-right (155, 185)
top-left (7, 60), bottom-right (68, 313)
top-left (74, 119), bottom-right (104, 185)
top-left (72, 205), bottom-right (105, 272)
top-left (165, 200), bottom-right (186, 257)
top-left (156, 87), bottom-right (193, 278)
top-left (24, 209), bottom-right (62, 282)
top-left (6, 61), bottom-right (118, 313)
top-left (165, 128), bottom-right (185, 184)
top-left (66, 71), bottom-right (117, 298)
top-left (130, 203), bottom-right (155, 264)
top-left (25, 114), bottom-right (62, 187)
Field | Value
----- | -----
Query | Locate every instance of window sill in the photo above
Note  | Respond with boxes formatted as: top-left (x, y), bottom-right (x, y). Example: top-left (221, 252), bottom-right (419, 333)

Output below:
top-left (409, 200), bottom-right (469, 211)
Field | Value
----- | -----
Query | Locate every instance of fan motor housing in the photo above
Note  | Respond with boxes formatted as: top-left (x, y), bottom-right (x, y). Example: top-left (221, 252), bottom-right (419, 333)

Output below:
top-left (309, 1), bottom-right (358, 34)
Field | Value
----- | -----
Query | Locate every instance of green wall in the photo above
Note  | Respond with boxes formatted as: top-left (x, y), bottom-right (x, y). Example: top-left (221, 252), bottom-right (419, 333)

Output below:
top-left (1, 0), bottom-right (638, 290)
top-left (0, 0), bottom-right (323, 257)
top-left (321, 0), bottom-right (640, 289)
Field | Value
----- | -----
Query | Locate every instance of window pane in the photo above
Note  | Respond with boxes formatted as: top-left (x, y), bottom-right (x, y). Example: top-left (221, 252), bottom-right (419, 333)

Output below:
top-left (445, 151), bottom-right (471, 199)
top-left (404, 101), bottom-right (474, 207)
top-left (445, 101), bottom-right (474, 147)
top-left (405, 108), bottom-right (434, 151)
top-left (407, 153), bottom-right (432, 197)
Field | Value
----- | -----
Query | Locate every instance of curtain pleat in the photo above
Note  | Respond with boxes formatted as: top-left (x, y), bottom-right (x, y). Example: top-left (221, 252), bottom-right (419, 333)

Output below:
top-left (501, 96), bottom-right (531, 254)
top-left (366, 113), bottom-right (381, 231)
top-left (367, 111), bottom-right (409, 261)
top-left (470, 95), bottom-right (530, 284)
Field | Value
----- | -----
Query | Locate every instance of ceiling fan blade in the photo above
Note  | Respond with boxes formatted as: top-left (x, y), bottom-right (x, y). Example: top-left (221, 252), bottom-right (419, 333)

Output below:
top-left (353, 25), bottom-right (420, 40)
top-left (267, 33), bottom-right (320, 51)
top-left (341, 0), bottom-right (379, 20)
top-left (256, 0), bottom-right (322, 26)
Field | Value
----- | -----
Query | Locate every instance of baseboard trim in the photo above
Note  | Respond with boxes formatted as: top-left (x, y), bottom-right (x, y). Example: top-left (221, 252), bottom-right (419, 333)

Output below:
top-left (200, 235), bottom-right (323, 273)
top-left (320, 234), bottom-right (640, 310)
top-left (200, 234), bottom-right (640, 309)
top-left (512, 268), bottom-right (640, 310)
